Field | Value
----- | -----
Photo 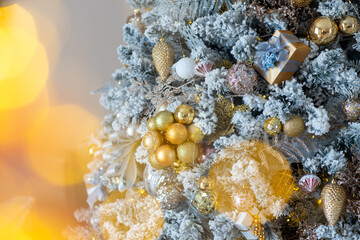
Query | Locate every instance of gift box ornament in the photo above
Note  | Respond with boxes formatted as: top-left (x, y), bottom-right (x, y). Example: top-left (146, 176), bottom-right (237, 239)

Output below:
top-left (254, 30), bottom-right (311, 85)
top-left (235, 207), bottom-right (268, 240)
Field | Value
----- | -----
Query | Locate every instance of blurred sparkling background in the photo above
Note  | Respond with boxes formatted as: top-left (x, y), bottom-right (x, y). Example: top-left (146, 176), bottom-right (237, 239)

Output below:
top-left (0, 0), bottom-right (131, 239)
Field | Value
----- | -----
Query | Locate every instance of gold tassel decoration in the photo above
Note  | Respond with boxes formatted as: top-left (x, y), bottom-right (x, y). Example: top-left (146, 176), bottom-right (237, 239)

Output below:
top-left (152, 38), bottom-right (175, 82)
top-left (321, 181), bottom-right (346, 226)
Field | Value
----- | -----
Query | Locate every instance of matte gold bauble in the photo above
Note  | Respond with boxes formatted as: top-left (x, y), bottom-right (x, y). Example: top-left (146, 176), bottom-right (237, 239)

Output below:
top-left (177, 142), bottom-right (199, 163)
top-left (152, 38), bottom-right (175, 81)
top-left (166, 123), bottom-right (188, 145)
top-left (309, 16), bottom-right (338, 45)
top-left (155, 144), bottom-right (177, 166)
top-left (174, 104), bottom-right (195, 124)
top-left (197, 176), bottom-right (214, 192)
top-left (149, 152), bottom-right (166, 169)
top-left (193, 191), bottom-right (218, 215)
top-left (339, 15), bottom-right (359, 36)
top-left (155, 111), bottom-right (174, 131)
top-left (283, 115), bottom-right (305, 138)
top-left (264, 117), bottom-right (282, 135)
top-left (142, 131), bottom-right (163, 152)
top-left (321, 182), bottom-right (346, 226)
top-left (188, 124), bottom-right (203, 144)
top-left (171, 159), bottom-right (190, 172)
top-left (291, 0), bottom-right (312, 7)
top-left (147, 117), bottom-right (158, 131)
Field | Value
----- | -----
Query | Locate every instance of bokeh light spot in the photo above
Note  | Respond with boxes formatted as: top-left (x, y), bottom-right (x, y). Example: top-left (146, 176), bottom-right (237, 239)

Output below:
top-left (26, 105), bottom-right (100, 185)
top-left (0, 41), bottom-right (48, 110)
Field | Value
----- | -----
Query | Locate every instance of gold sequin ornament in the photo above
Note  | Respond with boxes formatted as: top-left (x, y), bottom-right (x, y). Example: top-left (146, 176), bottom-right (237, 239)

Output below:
top-left (193, 191), bottom-right (218, 215)
top-left (283, 115), bottom-right (305, 138)
top-left (155, 111), bottom-right (174, 131)
top-left (149, 152), bottom-right (166, 170)
top-left (166, 123), bottom-right (188, 145)
top-left (174, 104), bottom-right (195, 124)
top-left (264, 117), bottom-right (282, 135)
top-left (177, 141), bottom-right (199, 163)
top-left (309, 16), bottom-right (338, 45)
top-left (253, 215), bottom-right (265, 240)
top-left (152, 38), bottom-right (175, 82)
top-left (197, 176), bottom-right (214, 192)
top-left (339, 15), bottom-right (359, 36)
top-left (321, 182), bottom-right (346, 226)
top-left (291, 0), bottom-right (312, 7)
top-left (142, 131), bottom-right (163, 152)
top-left (147, 117), bottom-right (157, 131)
top-left (188, 124), bottom-right (204, 144)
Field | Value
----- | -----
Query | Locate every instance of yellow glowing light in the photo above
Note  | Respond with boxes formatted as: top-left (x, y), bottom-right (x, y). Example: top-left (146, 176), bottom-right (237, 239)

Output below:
top-left (26, 105), bottom-right (100, 185)
top-left (317, 199), bottom-right (322, 205)
top-left (0, 41), bottom-right (48, 110)
top-left (0, 27), bottom-right (39, 79)
top-left (0, 89), bottom-right (49, 146)
top-left (0, 4), bottom-right (37, 36)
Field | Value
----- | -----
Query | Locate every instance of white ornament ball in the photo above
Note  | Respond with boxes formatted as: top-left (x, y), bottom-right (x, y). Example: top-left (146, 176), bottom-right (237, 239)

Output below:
top-left (175, 57), bottom-right (196, 79)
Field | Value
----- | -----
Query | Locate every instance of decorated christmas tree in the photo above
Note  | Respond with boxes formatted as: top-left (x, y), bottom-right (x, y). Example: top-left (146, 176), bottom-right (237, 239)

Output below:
top-left (65, 0), bottom-right (360, 239)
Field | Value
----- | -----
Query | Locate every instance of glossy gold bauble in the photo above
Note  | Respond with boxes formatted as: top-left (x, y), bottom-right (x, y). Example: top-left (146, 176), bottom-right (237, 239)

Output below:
top-left (291, 0), bottom-right (312, 7)
top-left (339, 15), bottom-right (359, 36)
top-left (171, 159), bottom-right (190, 172)
top-left (283, 115), bottom-right (305, 137)
top-left (155, 111), bottom-right (174, 131)
top-left (197, 176), bottom-right (214, 192)
top-left (166, 123), bottom-right (188, 145)
top-left (264, 117), bottom-right (282, 135)
top-left (188, 124), bottom-right (203, 144)
top-left (309, 16), bottom-right (338, 45)
top-left (155, 144), bottom-right (177, 166)
top-left (321, 182), bottom-right (346, 226)
top-left (142, 131), bottom-right (163, 152)
top-left (193, 191), bottom-right (218, 215)
top-left (174, 104), bottom-right (195, 124)
top-left (177, 142), bottom-right (199, 163)
top-left (152, 38), bottom-right (175, 81)
top-left (147, 117), bottom-right (158, 131)
top-left (149, 152), bottom-right (166, 169)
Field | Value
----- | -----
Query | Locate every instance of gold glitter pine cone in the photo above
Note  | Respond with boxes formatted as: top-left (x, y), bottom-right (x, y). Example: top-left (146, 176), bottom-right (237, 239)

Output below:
top-left (152, 38), bottom-right (175, 82)
top-left (321, 182), bottom-right (346, 226)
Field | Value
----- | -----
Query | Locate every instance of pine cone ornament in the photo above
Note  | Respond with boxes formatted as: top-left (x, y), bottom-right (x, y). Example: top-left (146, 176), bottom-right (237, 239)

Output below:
top-left (321, 182), bottom-right (346, 226)
top-left (152, 38), bottom-right (175, 82)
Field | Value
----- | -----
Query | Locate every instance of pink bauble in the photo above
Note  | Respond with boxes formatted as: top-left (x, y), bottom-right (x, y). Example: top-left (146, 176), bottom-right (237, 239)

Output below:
top-left (299, 174), bottom-right (321, 193)
top-left (226, 62), bottom-right (258, 95)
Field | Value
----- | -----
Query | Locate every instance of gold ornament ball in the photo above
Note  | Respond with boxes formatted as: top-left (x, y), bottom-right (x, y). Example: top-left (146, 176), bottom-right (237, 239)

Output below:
top-left (142, 131), bottom-right (163, 152)
top-left (174, 104), bottom-right (195, 124)
top-left (193, 191), bottom-right (218, 215)
top-left (309, 16), bottom-right (338, 45)
top-left (149, 152), bottom-right (166, 170)
top-left (171, 159), bottom-right (190, 172)
top-left (264, 117), bottom-right (282, 135)
top-left (188, 124), bottom-right (203, 144)
top-left (166, 123), bottom-right (188, 145)
top-left (291, 0), bottom-right (312, 7)
top-left (283, 115), bottom-right (305, 138)
top-left (321, 182), bottom-right (346, 226)
top-left (147, 117), bottom-right (158, 131)
top-left (155, 144), bottom-right (177, 166)
top-left (197, 176), bottom-right (214, 192)
top-left (339, 15), bottom-right (359, 36)
top-left (155, 111), bottom-right (174, 131)
top-left (177, 142), bottom-right (199, 163)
